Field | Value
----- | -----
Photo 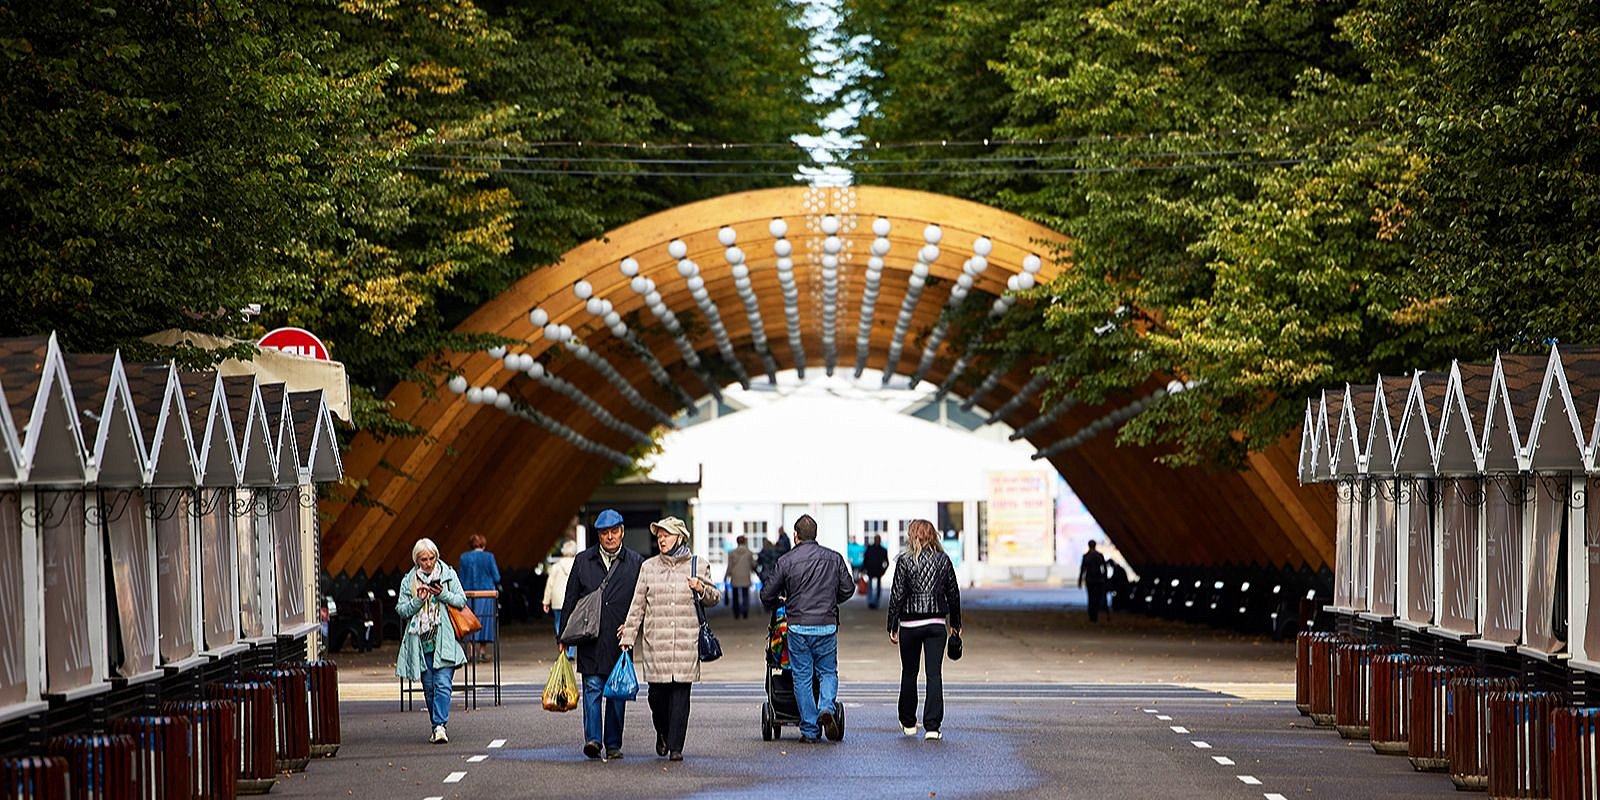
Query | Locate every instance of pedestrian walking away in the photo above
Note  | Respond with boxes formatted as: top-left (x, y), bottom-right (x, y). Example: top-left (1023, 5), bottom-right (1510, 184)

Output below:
top-left (457, 534), bottom-right (501, 663)
top-left (1079, 540), bottom-right (1109, 623)
top-left (759, 513), bottom-right (854, 744)
top-left (544, 539), bottom-right (578, 657)
top-left (394, 538), bottom-right (468, 745)
top-left (726, 535), bottom-right (756, 620)
top-left (863, 534), bottom-right (889, 610)
top-left (618, 516), bottom-right (721, 761)
top-left (887, 519), bottom-right (961, 740)
top-left (562, 508), bottom-right (643, 761)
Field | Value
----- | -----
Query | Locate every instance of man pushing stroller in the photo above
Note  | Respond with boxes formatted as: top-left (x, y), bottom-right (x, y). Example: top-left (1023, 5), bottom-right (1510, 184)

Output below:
top-left (759, 514), bottom-right (855, 743)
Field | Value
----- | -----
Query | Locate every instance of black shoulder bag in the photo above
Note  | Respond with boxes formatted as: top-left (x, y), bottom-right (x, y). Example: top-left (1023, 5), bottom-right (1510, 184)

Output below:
top-left (559, 557), bottom-right (613, 646)
top-left (692, 556), bottom-right (722, 662)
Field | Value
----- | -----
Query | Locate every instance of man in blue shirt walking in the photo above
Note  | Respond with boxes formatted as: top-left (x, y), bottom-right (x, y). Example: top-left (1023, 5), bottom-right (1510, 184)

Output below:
top-left (760, 514), bottom-right (855, 743)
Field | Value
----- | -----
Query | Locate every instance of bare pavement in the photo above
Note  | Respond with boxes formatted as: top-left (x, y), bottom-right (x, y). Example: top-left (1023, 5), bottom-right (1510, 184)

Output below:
top-left (277, 587), bottom-right (1457, 800)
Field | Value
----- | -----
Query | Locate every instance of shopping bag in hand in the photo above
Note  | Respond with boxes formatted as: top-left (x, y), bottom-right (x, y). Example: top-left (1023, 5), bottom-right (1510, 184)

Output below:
top-left (602, 651), bottom-right (639, 701)
top-left (542, 650), bottom-right (580, 712)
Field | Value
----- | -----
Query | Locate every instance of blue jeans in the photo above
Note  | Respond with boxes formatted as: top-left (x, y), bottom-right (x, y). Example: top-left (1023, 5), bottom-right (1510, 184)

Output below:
top-left (582, 673), bottom-right (626, 751)
top-left (421, 651), bottom-right (453, 727)
top-left (867, 576), bottom-right (883, 608)
top-left (787, 632), bottom-right (839, 739)
top-left (553, 610), bottom-right (575, 658)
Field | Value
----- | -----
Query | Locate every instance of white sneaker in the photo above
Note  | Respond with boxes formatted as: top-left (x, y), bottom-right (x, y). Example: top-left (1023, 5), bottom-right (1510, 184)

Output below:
top-left (431, 725), bottom-right (447, 744)
top-left (924, 731), bottom-right (942, 741)
top-left (902, 726), bottom-right (918, 736)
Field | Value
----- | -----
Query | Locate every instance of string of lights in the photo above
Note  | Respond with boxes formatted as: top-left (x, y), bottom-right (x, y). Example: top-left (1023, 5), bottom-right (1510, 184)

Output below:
top-left (396, 157), bottom-right (1324, 180)
top-left (425, 126), bottom-right (1365, 151)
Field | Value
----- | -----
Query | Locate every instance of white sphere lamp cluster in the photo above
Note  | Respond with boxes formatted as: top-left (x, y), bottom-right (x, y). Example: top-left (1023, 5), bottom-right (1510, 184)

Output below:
top-left (818, 215), bottom-right (844, 375)
top-left (570, 282), bottom-right (696, 411)
top-left (770, 218), bottom-right (806, 378)
top-left (671, 240), bottom-right (749, 389)
top-left (530, 309), bottom-right (674, 428)
top-left (722, 227), bottom-right (778, 384)
top-left (1031, 379), bottom-right (1200, 460)
top-left (852, 217), bottom-right (892, 378)
top-left (981, 371), bottom-right (1051, 426)
top-left (1009, 395), bottom-right (1077, 442)
top-left (446, 374), bottom-right (633, 466)
top-left (935, 251), bottom-right (1044, 398)
top-left (880, 223), bottom-right (942, 386)
top-left (909, 235), bottom-right (991, 388)
top-left (490, 345), bottom-right (653, 446)
top-left (619, 257), bottom-right (722, 400)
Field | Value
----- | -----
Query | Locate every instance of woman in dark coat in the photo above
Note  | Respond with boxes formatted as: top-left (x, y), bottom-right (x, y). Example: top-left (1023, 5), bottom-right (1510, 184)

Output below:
top-left (561, 509), bottom-right (643, 761)
top-left (887, 519), bottom-right (961, 741)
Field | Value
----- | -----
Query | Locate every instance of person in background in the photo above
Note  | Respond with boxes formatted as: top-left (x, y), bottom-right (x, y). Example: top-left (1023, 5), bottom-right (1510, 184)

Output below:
top-left (847, 537), bottom-right (866, 582)
top-left (888, 519), bottom-right (961, 741)
top-left (726, 535), bottom-right (755, 620)
top-left (543, 539), bottom-right (578, 657)
top-left (457, 534), bottom-right (501, 663)
top-left (563, 509), bottom-right (643, 761)
top-left (1078, 540), bottom-right (1109, 623)
top-left (1107, 560), bottom-right (1131, 612)
top-left (759, 514), bottom-right (854, 744)
top-left (395, 538), bottom-right (468, 744)
top-left (618, 516), bottom-right (721, 761)
top-left (757, 530), bottom-right (781, 588)
top-left (862, 535), bottom-right (890, 610)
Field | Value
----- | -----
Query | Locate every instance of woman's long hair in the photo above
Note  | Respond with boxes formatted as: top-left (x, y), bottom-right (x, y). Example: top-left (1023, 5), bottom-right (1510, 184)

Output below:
top-left (905, 519), bottom-right (939, 565)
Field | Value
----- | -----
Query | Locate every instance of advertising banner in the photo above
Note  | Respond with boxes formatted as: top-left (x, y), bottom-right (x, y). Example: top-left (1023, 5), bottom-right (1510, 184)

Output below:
top-left (985, 470), bottom-right (1054, 566)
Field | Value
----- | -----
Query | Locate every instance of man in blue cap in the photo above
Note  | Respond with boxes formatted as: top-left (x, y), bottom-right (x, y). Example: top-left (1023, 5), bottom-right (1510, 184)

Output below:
top-left (562, 508), bottom-right (643, 760)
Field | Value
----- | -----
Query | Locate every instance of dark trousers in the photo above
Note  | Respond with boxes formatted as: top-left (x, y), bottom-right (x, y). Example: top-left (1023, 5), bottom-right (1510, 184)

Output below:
top-left (647, 681), bottom-right (693, 754)
top-left (731, 586), bottom-right (750, 619)
top-left (897, 624), bottom-right (947, 732)
top-left (1087, 582), bottom-right (1108, 622)
top-left (867, 576), bottom-right (883, 608)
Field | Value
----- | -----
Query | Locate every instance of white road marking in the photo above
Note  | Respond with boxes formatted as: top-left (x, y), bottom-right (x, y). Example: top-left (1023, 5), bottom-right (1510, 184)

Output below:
top-left (1191, 741), bottom-right (1212, 749)
top-left (1237, 775), bottom-right (1262, 785)
top-left (488, 739), bottom-right (506, 749)
top-left (1143, 708), bottom-right (1159, 713)
top-left (1156, 715), bottom-right (1172, 721)
top-left (425, 797), bottom-right (444, 800)
top-left (467, 755), bottom-right (488, 763)
top-left (1264, 795), bottom-right (1288, 800)
top-left (1212, 756), bottom-right (1235, 766)
top-left (444, 771), bottom-right (467, 784)
top-left (1170, 726), bottom-right (1189, 733)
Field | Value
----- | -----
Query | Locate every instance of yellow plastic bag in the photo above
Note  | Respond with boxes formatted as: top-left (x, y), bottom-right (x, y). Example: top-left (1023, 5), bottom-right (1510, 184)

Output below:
top-left (542, 650), bottom-right (580, 712)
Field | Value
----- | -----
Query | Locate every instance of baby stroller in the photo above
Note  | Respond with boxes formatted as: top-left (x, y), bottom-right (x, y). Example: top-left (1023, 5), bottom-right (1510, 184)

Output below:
top-left (761, 605), bottom-right (845, 741)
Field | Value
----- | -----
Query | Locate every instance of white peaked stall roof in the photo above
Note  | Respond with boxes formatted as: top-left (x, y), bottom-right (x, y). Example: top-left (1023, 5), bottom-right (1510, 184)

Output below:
top-left (0, 372), bottom-right (22, 488)
top-left (290, 389), bottom-right (341, 483)
top-left (1301, 343), bottom-right (1600, 481)
top-left (0, 334), bottom-right (90, 486)
top-left (259, 382), bottom-right (300, 486)
top-left (61, 351), bottom-right (147, 486)
top-left (179, 371), bottom-right (239, 488)
top-left (125, 361), bottom-right (200, 486)
top-left (222, 375), bottom-right (277, 486)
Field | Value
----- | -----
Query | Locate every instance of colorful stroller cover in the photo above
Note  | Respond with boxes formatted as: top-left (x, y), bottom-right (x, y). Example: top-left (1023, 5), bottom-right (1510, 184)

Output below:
top-left (767, 605), bottom-right (790, 670)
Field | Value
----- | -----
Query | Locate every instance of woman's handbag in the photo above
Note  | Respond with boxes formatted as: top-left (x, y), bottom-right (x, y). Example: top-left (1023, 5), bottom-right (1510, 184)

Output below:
top-left (559, 561), bottom-right (613, 646)
top-left (947, 630), bottom-right (963, 661)
top-left (691, 556), bottom-right (722, 662)
top-left (603, 651), bottom-right (639, 701)
top-left (446, 600), bottom-right (483, 639)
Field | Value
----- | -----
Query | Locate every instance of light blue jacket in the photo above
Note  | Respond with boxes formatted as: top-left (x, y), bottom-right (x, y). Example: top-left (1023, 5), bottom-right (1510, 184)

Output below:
top-left (394, 563), bottom-right (468, 680)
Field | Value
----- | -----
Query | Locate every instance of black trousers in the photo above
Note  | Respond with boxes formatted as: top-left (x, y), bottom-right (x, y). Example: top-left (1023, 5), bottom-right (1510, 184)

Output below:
top-left (897, 624), bottom-right (947, 732)
top-left (647, 681), bottom-right (693, 753)
top-left (731, 587), bottom-right (750, 619)
top-left (1087, 582), bottom-right (1108, 621)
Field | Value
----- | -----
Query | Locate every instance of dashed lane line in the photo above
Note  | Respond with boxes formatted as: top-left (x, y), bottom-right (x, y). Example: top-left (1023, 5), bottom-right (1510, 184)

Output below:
top-left (467, 755), bottom-right (488, 763)
top-left (1169, 726), bottom-right (1189, 733)
top-left (444, 771), bottom-right (467, 784)
top-left (1237, 775), bottom-right (1262, 786)
top-left (1191, 741), bottom-right (1211, 749)
top-left (488, 739), bottom-right (506, 748)
top-left (1212, 756), bottom-right (1235, 766)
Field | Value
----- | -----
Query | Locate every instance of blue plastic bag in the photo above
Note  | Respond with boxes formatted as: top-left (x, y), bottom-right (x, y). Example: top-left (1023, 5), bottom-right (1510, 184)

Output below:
top-left (602, 651), bottom-right (638, 701)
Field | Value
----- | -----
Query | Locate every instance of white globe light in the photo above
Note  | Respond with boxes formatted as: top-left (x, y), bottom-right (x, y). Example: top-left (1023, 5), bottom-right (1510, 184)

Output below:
top-left (725, 246), bottom-right (744, 264)
top-left (677, 259), bottom-right (697, 277)
top-left (574, 280), bottom-right (594, 300)
top-left (923, 224), bottom-right (942, 244)
top-left (610, 323), bottom-right (628, 337)
top-left (586, 297), bottom-right (605, 316)
top-left (466, 387), bottom-right (484, 404)
top-left (919, 244), bottom-right (940, 263)
top-left (908, 274), bottom-right (925, 289)
top-left (992, 299), bottom-right (1008, 314)
top-left (620, 257), bottom-right (640, 277)
top-left (625, 276), bottom-right (645, 296)
top-left (529, 308), bottom-right (549, 328)
top-left (774, 240), bottom-right (793, 258)
top-left (1017, 272), bottom-right (1036, 290)
top-left (872, 217), bottom-right (891, 236)
top-left (570, 342), bottom-right (587, 355)
top-left (558, 324), bottom-right (573, 341)
top-left (603, 311), bottom-right (622, 327)
top-left (731, 264), bottom-right (750, 280)
top-left (1007, 274), bottom-right (1022, 292)
top-left (970, 255), bottom-right (988, 273)
top-left (488, 345), bottom-right (507, 359)
top-left (481, 386), bottom-right (498, 403)
top-left (769, 218), bottom-right (788, 238)
top-left (912, 262), bottom-right (930, 279)
top-left (691, 287), bottom-right (708, 301)
top-left (528, 361), bottom-right (545, 379)
top-left (543, 323), bottom-right (562, 341)
top-left (823, 236), bottom-right (842, 254)
top-left (867, 256), bottom-right (884, 271)
top-left (687, 275), bottom-right (705, 292)
top-left (503, 353), bottom-right (519, 371)
top-left (957, 274), bottom-right (974, 290)
top-left (598, 299), bottom-right (613, 315)
top-left (447, 375), bottom-right (468, 394)
top-left (871, 238), bottom-right (890, 257)
top-left (974, 236), bottom-right (993, 256)
top-left (1022, 254), bottom-right (1043, 274)
top-left (718, 226), bottom-right (737, 246)
top-left (821, 215), bottom-right (840, 235)
top-left (951, 286), bottom-right (968, 300)
top-left (668, 239), bottom-right (688, 259)
top-left (1167, 379), bottom-right (1186, 394)
top-left (645, 291), bottom-right (662, 306)
top-left (822, 255), bottom-right (838, 269)
top-left (642, 277), bottom-right (656, 293)
top-left (493, 394), bottom-right (511, 410)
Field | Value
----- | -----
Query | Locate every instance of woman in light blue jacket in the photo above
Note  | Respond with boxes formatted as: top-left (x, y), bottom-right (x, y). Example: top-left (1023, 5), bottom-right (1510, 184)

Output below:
top-left (395, 537), bottom-right (468, 743)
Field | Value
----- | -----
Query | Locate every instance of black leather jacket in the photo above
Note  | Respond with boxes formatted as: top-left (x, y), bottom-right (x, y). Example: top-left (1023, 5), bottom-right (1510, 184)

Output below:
top-left (759, 540), bottom-right (854, 626)
top-left (887, 549), bottom-right (962, 632)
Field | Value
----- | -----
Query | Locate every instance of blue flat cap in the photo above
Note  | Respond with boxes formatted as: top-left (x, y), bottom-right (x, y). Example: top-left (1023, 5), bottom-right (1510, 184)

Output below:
top-left (594, 508), bottom-right (624, 530)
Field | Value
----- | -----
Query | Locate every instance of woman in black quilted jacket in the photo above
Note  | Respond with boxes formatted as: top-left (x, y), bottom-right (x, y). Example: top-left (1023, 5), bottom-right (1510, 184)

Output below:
top-left (887, 519), bottom-right (961, 740)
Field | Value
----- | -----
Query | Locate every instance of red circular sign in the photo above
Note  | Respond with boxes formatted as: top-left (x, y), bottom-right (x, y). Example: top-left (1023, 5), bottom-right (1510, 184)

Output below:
top-left (258, 327), bottom-right (330, 361)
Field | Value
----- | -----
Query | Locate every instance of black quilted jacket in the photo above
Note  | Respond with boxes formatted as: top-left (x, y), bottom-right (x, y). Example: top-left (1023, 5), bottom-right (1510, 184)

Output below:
top-left (887, 549), bottom-right (962, 632)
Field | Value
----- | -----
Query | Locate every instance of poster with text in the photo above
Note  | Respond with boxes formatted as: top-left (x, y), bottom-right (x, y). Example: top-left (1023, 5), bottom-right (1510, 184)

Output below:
top-left (986, 470), bottom-right (1055, 566)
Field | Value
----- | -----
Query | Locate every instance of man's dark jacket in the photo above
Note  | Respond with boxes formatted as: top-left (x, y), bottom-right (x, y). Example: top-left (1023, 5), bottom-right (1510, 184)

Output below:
top-left (562, 544), bottom-right (643, 676)
top-left (760, 539), bottom-right (854, 626)
top-left (862, 543), bottom-right (889, 578)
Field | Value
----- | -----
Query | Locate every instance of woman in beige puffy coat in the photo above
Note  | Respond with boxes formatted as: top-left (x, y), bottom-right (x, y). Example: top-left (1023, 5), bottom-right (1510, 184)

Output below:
top-left (618, 516), bottom-right (720, 761)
